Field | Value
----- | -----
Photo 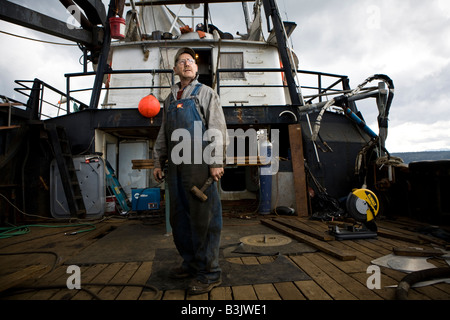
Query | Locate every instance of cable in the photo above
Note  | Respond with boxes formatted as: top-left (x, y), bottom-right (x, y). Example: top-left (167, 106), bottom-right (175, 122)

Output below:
top-left (0, 192), bottom-right (54, 221)
top-left (0, 251), bottom-right (60, 275)
top-left (3, 282), bottom-right (161, 300)
top-left (0, 191), bottom-right (109, 222)
top-left (0, 30), bottom-right (78, 46)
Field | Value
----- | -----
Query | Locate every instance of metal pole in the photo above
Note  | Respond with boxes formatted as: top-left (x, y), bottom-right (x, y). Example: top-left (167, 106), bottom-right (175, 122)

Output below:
top-left (89, 0), bottom-right (115, 109)
top-left (66, 75), bottom-right (71, 114)
top-left (262, 0), bottom-right (301, 106)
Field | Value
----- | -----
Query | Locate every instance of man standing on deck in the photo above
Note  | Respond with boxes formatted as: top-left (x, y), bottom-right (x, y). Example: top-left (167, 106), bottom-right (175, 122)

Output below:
top-left (153, 47), bottom-right (227, 295)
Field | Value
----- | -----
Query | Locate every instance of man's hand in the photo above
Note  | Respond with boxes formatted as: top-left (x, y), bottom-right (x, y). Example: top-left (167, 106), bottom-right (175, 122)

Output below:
top-left (210, 167), bottom-right (224, 182)
top-left (153, 168), bottom-right (164, 182)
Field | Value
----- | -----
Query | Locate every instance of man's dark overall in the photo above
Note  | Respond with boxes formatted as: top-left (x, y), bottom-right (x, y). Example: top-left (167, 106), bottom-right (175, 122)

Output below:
top-left (165, 83), bottom-right (222, 284)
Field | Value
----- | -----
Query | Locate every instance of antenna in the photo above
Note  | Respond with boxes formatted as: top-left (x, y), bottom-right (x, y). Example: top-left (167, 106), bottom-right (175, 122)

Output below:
top-left (185, 3), bottom-right (200, 29)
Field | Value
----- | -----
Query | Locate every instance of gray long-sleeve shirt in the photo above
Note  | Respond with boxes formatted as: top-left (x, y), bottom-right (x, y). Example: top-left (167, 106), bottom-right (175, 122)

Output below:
top-left (153, 79), bottom-right (227, 169)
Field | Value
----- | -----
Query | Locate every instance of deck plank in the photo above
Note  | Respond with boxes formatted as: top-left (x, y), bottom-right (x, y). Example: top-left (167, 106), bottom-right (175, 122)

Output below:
top-left (434, 282), bottom-right (450, 295)
top-left (253, 283), bottom-right (281, 300)
top-left (1, 216), bottom-right (449, 302)
top-left (328, 240), bottom-right (375, 265)
top-left (256, 255), bottom-right (274, 264)
top-left (210, 286), bottom-right (233, 300)
top-left (162, 289), bottom-right (186, 300)
top-left (273, 217), bottom-right (334, 241)
top-left (273, 282), bottom-right (306, 300)
top-left (293, 280), bottom-right (332, 300)
top-left (99, 261), bottom-right (140, 300)
top-left (350, 272), bottom-right (396, 300)
top-left (414, 284), bottom-right (450, 300)
top-left (0, 264), bottom-right (48, 293)
top-left (68, 264), bottom-right (108, 300)
top-left (116, 261), bottom-right (154, 300)
top-left (232, 285), bottom-right (258, 300)
top-left (241, 256), bottom-right (260, 265)
top-left (187, 292), bottom-right (209, 300)
top-left (307, 253), bottom-right (382, 300)
top-left (339, 239), bottom-right (383, 259)
top-left (25, 265), bottom-right (68, 300)
top-left (290, 254), bottom-right (356, 300)
top-left (262, 219), bottom-right (356, 261)
top-left (50, 264), bottom-right (105, 300)
top-left (317, 251), bottom-right (369, 274)
top-left (72, 262), bottom-right (124, 300)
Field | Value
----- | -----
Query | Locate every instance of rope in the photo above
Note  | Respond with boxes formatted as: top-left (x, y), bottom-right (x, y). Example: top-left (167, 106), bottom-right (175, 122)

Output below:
top-left (375, 155), bottom-right (404, 167)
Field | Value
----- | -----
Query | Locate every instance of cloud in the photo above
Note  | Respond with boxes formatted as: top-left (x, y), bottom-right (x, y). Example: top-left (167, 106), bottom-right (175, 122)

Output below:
top-left (281, 0), bottom-right (450, 152)
top-left (0, 21), bottom-right (86, 100)
top-left (0, 0), bottom-right (102, 104)
top-left (1, 0), bottom-right (449, 153)
top-left (385, 120), bottom-right (450, 152)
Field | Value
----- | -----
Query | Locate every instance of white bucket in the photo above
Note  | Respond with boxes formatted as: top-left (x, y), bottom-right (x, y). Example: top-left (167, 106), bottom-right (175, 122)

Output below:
top-left (105, 196), bottom-right (116, 214)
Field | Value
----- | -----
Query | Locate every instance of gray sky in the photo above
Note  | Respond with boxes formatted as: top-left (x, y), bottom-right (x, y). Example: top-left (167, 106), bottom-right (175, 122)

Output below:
top-left (1, 0), bottom-right (449, 152)
top-left (282, 0), bottom-right (450, 153)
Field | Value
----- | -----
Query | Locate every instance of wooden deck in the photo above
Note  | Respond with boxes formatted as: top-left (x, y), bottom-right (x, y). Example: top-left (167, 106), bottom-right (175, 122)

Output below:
top-left (1, 213), bottom-right (449, 305)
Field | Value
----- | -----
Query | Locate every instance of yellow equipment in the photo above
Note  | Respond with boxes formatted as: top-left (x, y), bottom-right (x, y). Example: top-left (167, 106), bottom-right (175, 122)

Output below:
top-left (346, 189), bottom-right (379, 223)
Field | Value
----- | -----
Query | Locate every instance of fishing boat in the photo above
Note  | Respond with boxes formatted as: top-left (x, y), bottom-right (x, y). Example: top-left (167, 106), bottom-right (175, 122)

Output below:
top-left (0, 0), bottom-right (449, 304)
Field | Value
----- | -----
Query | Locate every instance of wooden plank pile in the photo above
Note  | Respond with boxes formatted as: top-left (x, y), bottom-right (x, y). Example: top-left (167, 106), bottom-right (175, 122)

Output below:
top-left (131, 157), bottom-right (270, 170)
top-left (262, 216), bottom-right (450, 263)
top-left (261, 217), bottom-right (356, 261)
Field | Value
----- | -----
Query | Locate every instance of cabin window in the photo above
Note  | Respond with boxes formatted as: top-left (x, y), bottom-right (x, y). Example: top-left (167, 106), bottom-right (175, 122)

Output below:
top-left (220, 52), bottom-right (245, 80)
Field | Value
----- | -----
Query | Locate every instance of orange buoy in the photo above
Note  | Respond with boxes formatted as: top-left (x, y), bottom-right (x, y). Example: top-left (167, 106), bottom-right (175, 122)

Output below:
top-left (138, 94), bottom-right (160, 118)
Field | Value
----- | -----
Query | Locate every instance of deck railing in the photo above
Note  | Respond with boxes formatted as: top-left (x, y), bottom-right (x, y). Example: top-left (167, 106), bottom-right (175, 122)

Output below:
top-left (216, 67), bottom-right (350, 107)
top-left (64, 69), bottom-right (175, 111)
top-left (12, 68), bottom-right (351, 120)
top-left (14, 79), bottom-right (87, 120)
top-left (65, 67), bottom-right (350, 108)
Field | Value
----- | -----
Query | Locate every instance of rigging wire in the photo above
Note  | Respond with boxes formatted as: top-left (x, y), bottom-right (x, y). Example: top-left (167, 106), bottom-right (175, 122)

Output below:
top-left (277, 6), bottom-right (321, 164)
top-left (0, 30), bottom-right (78, 46)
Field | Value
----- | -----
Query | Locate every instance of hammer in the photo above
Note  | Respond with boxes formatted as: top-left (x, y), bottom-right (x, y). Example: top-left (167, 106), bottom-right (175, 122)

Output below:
top-left (190, 177), bottom-right (214, 202)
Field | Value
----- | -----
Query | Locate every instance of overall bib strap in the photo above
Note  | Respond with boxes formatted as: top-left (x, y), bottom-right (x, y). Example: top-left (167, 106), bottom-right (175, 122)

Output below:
top-left (190, 83), bottom-right (203, 97)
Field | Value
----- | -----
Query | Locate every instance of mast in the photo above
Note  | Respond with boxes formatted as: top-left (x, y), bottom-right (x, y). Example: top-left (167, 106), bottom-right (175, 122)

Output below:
top-left (262, 0), bottom-right (303, 107)
top-left (89, 0), bottom-right (117, 109)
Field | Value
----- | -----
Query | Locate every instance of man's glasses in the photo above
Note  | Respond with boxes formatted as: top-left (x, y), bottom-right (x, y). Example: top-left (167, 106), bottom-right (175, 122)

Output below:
top-left (177, 58), bottom-right (196, 66)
